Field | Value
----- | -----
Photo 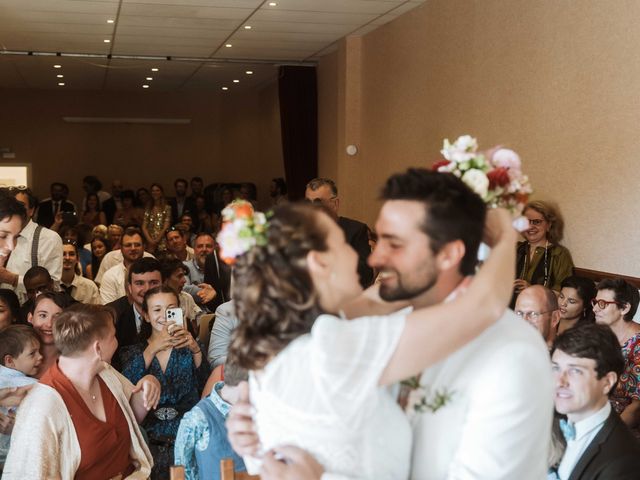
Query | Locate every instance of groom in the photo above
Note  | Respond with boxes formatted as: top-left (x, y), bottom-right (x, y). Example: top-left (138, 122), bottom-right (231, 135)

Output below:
top-left (229, 169), bottom-right (553, 479)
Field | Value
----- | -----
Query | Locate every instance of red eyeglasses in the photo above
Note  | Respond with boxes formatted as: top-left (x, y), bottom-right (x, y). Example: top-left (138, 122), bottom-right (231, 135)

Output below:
top-left (591, 298), bottom-right (625, 309)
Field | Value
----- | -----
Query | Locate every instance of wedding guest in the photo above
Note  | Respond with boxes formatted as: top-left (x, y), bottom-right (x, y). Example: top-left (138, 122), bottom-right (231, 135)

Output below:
top-left (229, 170), bottom-right (552, 479)
top-left (120, 286), bottom-right (209, 479)
top-left (165, 226), bottom-right (195, 262)
top-left (0, 290), bottom-right (20, 329)
top-left (513, 201), bottom-right (574, 302)
top-left (593, 278), bottom-right (640, 438)
top-left (206, 300), bottom-right (237, 370)
top-left (170, 178), bottom-right (195, 226)
top-left (160, 258), bottom-right (202, 332)
top-left (114, 190), bottom-right (144, 227)
top-left (35, 182), bottom-right (76, 229)
top-left (27, 291), bottom-right (71, 377)
top-left (0, 325), bottom-right (41, 467)
top-left (60, 241), bottom-right (101, 305)
top-left (80, 193), bottom-right (107, 227)
top-left (107, 224), bottom-right (124, 250)
top-left (193, 195), bottom-right (213, 234)
top-left (558, 275), bottom-right (597, 335)
top-left (305, 177), bottom-right (374, 287)
top-left (81, 175), bottom-right (112, 210)
top-left (174, 362), bottom-right (248, 480)
top-left (0, 187), bottom-right (62, 304)
top-left (86, 236), bottom-right (110, 282)
top-left (225, 191), bottom-right (519, 477)
top-left (269, 177), bottom-right (288, 207)
top-left (142, 184), bottom-right (171, 254)
top-left (515, 285), bottom-right (561, 349)
top-left (550, 323), bottom-right (640, 479)
top-left (59, 225), bottom-right (92, 277)
top-left (100, 227), bottom-right (146, 303)
top-left (136, 187), bottom-right (151, 210)
top-left (3, 303), bottom-right (159, 479)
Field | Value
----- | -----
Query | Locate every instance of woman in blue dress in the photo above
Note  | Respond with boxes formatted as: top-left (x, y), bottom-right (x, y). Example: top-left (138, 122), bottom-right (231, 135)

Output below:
top-left (120, 285), bottom-right (209, 479)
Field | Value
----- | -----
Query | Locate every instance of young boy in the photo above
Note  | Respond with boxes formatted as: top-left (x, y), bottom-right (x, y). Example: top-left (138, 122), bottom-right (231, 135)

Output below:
top-left (0, 325), bottom-right (42, 467)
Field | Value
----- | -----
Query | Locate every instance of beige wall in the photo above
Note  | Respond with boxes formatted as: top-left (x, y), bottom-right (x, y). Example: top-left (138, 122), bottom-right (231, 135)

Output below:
top-left (318, 0), bottom-right (640, 276)
top-left (0, 82), bottom-right (284, 208)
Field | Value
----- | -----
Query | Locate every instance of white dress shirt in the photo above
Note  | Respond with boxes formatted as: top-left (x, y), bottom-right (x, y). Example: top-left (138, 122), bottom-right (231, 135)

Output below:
top-left (1, 220), bottom-right (62, 303)
top-left (62, 274), bottom-right (102, 305)
top-left (94, 249), bottom-right (154, 285)
top-left (557, 402), bottom-right (611, 480)
top-left (99, 263), bottom-right (127, 304)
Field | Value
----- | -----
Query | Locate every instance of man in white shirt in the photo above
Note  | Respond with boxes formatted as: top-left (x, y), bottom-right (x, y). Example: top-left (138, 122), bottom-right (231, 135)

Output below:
top-left (99, 227), bottom-right (145, 303)
top-left (230, 169), bottom-right (553, 480)
top-left (0, 188), bottom-right (62, 304)
top-left (60, 242), bottom-right (101, 305)
top-left (550, 323), bottom-right (640, 479)
top-left (515, 285), bottom-right (561, 349)
top-left (165, 226), bottom-right (195, 262)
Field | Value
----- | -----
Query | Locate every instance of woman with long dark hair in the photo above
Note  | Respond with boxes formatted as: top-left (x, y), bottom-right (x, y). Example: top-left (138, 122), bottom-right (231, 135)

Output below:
top-left (557, 275), bottom-right (597, 334)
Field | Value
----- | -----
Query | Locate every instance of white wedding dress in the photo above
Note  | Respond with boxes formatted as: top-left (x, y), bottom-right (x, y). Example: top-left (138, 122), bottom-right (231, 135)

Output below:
top-left (244, 312), bottom-right (411, 479)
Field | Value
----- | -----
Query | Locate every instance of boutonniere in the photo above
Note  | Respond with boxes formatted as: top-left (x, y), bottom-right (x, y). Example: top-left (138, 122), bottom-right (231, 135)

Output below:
top-left (401, 377), bottom-right (456, 414)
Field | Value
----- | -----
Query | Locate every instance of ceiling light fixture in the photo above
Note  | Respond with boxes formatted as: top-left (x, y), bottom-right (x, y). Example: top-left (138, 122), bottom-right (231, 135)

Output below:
top-left (104, 39), bottom-right (111, 43)
top-left (58, 82), bottom-right (65, 86)
top-left (233, 79), bottom-right (240, 83)
top-left (244, 25), bottom-right (252, 30)
top-left (225, 43), bottom-right (232, 48)
top-left (142, 85), bottom-right (149, 89)
top-left (221, 87), bottom-right (229, 91)
top-left (268, 2), bottom-right (277, 6)
top-left (107, 19), bottom-right (114, 24)
top-left (57, 74), bottom-right (64, 78)
top-left (151, 68), bottom-right (159, 72)
top-left (54, 64), bottom-right (62, 69)
top-left (146, 77), bottom-right (153, 81)
top-left (245, 70), bottom-right (254, 75)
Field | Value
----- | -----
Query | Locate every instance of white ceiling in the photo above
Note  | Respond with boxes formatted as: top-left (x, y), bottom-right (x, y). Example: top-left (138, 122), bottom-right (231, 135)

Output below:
top-left (0, 0), bottom-right (425, 91)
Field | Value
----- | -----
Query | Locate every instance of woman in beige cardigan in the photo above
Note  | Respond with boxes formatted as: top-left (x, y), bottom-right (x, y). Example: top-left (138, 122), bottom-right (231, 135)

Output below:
top-left (3, 304), bottom-right (161, 480)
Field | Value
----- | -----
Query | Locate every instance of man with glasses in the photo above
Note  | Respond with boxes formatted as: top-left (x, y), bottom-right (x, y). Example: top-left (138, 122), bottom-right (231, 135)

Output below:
top-left (515, 285), bottom-right (561, 348)
top-left (549, 323), bottom-right (640, 479)
top-left (304, 178), bottom-right (373, 287)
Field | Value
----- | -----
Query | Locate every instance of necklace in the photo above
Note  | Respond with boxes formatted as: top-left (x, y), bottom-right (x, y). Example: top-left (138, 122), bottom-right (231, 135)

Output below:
top-left (520, 240), bottom-right (550, 286)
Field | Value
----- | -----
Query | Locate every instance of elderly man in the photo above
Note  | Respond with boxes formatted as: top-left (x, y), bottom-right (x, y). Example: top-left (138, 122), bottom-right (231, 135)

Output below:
top-left (550, 323), bottom-right (640, 479)
top-left (515, 285), bottom-right (561, 348)
top-left (304, 178), bottom-right (373, 288)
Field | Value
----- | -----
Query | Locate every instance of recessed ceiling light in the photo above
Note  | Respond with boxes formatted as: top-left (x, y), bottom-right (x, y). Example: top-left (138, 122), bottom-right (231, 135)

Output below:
top-left (107, 19), bottom-right (114, 24)
top-left (146, 77), bottom-right (153, 81)
top-left (225, 43), bottom-right (232, 48)
top-left (103, 39), bottom-right (111, 43)
top-left (53, 64), bottom-right (62, 69)
top-left (151, 68), bottom-right (159, 72)
top-left (221, 87), bottom-right (229, 91)
top-left (268, 2), bottom-right (277, 6)
top-left (58, 82), bottom-right (65, 86)
top-left (233, 79), bottom-right (240, 83)
top-left (57, 74), bottom-right (64, 78)
top-left (244, 25), bottom-right (252, 30)
top-left (142, 85), bottom-right (149, 89)
top-left (245, 70), bottom-right (254, 75)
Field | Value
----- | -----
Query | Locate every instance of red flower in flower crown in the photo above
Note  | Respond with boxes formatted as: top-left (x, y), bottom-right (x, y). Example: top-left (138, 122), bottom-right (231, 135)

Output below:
top-left (486, 167), bottom-right (511, 190)
top-left (431, 160), bottom-right (451, 172)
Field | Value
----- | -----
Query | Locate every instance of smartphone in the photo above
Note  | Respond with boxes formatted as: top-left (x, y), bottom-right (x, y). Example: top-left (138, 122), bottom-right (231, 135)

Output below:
top-left (61, 211), bottom-right (78, 226)
top-left (166, 307), bottom-right (184, 327)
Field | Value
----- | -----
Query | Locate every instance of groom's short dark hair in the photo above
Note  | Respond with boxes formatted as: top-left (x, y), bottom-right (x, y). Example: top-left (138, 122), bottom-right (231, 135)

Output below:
top-left (380, 168), bottom-right (486, 276)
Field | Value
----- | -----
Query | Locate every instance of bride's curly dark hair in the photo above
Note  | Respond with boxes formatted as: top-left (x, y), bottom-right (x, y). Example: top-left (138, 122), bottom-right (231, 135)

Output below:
top-left (229, 202), bottom-right (329, 370)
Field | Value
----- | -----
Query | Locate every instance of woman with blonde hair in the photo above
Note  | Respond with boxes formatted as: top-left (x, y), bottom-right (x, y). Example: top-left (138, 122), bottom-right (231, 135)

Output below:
top-left (142, 183), bottom-right (172, 254)
top-left (3, 304), bottom-right (160, 479)
top-left (513, 200), bottom-right (574, 301)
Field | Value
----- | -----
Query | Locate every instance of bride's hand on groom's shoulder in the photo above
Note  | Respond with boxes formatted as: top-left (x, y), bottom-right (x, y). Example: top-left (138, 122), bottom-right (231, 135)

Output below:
top-left (227, 381), bottom-right (260, 456)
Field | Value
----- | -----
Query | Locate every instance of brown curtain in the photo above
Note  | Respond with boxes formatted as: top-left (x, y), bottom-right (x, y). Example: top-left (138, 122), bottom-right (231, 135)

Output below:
top-left (278, 66), bottom-right (318, 201)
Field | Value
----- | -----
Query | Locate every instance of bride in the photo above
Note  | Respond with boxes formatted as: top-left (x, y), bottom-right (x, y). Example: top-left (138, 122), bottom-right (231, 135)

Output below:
top-left (221, 201), bottom-right (516, 478)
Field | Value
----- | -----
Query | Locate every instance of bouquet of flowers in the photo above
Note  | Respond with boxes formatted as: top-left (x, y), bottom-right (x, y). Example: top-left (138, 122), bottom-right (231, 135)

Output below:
top-left (217, 200), bottom-right (268, 265)
top-left (433, 135), bottom-right (532, 214)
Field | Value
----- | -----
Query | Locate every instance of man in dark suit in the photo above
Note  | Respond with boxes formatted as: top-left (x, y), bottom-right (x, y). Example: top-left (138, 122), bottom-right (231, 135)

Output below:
top-left (170, 178), bottom-right (197, 225)
top-left (107, 257), bottom-right (162, 369)
top-left (35, 182), bottom-right (76, 228)
top-left (304, 178), bottom-right (374, 288)
top-left (550, 323), bottom-right (640, 479)
top-left (203, 247), bottom-right (231, 312)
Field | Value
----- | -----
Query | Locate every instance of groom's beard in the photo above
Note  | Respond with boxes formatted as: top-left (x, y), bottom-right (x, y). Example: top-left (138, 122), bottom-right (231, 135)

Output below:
top-left (378, 265), bottom-right (438, 302)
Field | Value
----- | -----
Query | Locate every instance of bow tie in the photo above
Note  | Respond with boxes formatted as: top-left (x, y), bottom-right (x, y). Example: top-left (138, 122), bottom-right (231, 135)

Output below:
top-left (559, 418), bottom-right (576, 441)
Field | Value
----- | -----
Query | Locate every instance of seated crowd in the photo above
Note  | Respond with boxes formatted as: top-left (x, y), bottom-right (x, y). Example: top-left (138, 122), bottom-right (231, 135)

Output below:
top-left (0, 169), bottom-right (638, 480)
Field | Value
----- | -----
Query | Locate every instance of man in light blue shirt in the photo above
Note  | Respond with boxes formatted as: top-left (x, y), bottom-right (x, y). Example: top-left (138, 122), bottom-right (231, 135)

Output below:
top-left (550, 323), bottom-right (640, 480)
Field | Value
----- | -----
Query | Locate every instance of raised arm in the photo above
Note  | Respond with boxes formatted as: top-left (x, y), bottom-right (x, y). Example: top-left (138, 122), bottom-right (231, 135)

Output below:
top-left (379, 208), bottom-right (517, 385)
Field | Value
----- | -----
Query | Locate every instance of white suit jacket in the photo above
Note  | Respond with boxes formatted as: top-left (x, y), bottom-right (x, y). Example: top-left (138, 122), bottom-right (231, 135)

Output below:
top-left (409, 310), bottom-right (553, 480)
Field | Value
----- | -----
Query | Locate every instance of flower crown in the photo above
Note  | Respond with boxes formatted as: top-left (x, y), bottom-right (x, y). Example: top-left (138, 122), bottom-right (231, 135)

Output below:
top-left (433, 135), bottom-right (532, 213)
top-left (217, 200), bottom-right (268, 265)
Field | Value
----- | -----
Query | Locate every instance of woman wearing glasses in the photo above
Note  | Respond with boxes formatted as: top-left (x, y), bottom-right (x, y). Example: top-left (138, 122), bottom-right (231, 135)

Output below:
top-left (512, 201), bottom-right (574, 306)
top-left (593, 277), bottom-right (640, 438)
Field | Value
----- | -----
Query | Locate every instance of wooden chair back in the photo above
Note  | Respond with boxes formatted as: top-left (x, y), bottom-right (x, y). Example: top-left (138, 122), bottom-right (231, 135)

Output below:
top-left (220, 458), bottom-right (260, 480)
top-left (198, 313), bottom-right (215, 351)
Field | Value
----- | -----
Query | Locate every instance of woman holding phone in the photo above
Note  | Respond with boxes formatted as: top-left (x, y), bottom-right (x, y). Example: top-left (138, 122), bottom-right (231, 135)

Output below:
top-left (120, 285), bottom-right (209, 480)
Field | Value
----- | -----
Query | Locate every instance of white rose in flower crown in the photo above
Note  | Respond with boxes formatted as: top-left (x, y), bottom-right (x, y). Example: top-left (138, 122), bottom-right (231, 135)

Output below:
top-left (218, 222), bottom-right (249, 259)
top-left (441, 135), bottom-right (478, 163)
top-left (461, 168), bottom-right (489, 198)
